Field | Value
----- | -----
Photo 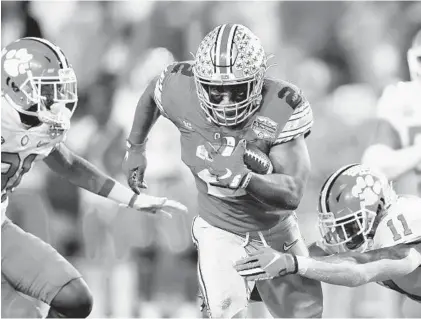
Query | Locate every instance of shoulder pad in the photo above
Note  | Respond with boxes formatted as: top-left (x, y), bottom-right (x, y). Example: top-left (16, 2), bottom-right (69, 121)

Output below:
top-left (265, 79), bottom-right (313, 145)
top-left (153, 61), bottom-right (195, 118)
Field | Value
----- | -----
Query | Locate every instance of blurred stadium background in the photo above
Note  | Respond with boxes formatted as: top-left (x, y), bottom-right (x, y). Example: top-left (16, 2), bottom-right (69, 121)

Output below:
top-left (2, 1), bottom-right (421, 318)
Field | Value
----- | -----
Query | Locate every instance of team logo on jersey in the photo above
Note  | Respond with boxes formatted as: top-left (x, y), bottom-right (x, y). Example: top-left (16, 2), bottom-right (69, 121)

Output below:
top-left (1, 136), bottom-right (4, 145)
top-left (21, 135), bottom-right (29, 146)
top-left (4, 48), bottom-right (33, 77)
top-left (251, 116), bottom-right (278, 139)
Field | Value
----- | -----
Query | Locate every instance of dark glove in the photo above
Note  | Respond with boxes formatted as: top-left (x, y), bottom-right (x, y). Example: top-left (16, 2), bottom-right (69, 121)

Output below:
top-left (122, 139), bottom-right (148, 194)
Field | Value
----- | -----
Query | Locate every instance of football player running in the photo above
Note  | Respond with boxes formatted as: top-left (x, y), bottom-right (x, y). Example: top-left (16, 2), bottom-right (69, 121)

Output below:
top-left (1, 37), bottom-right (187, 318)
top-left (123, 24), bottom-right (322, 318)
top-left (362, 29), bottom-right (421, 196)
top-left (235, 164), bottom-right (421, 305)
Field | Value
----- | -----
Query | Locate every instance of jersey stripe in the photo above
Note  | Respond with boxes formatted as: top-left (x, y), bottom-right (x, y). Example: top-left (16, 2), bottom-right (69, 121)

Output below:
top-left (275, 104), bottom-right (313, 144)
top-left (289, 101), bottom-right (311, 120)
top-left (153, 66), bottom-right (171, 117)
top-left (24, 37), bottom-right (69, 68)
top-left (276, 120), bottom-right (313, 140)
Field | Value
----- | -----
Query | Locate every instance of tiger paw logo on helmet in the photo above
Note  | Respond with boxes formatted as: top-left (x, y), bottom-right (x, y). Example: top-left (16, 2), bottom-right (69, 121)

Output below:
top-left (351, 174), bottom-right (382, 206)
top-left (3, 49), bottom-right (33, 77)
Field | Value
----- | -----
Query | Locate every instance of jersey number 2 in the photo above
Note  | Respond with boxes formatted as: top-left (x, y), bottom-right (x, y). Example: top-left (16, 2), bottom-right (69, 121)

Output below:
top-left (1, 153), bottom-right (37, 191)
top-left (386, 214), bottom-right (413, 241)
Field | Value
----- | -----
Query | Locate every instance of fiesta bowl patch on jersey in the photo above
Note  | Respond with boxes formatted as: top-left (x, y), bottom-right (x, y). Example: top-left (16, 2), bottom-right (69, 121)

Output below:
top-left (244, 145), bottom-right (273, 175)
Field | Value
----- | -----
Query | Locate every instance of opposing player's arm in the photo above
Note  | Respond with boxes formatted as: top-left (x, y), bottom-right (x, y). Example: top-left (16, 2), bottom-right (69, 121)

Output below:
top-left (362, 85), bottom-right (421, 180)
top-left (244, 135), bottom-right (311, 209)
top-left (44, 142), bottom-right (188, 215)
top-left (44, 142), bottom-right (135, 205)
top-left (295, 241), bottom-right (421, 287)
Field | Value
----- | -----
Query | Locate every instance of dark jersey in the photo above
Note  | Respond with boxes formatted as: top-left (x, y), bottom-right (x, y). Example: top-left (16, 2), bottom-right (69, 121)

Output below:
top-left (153, 61), bottom-right (313, 233)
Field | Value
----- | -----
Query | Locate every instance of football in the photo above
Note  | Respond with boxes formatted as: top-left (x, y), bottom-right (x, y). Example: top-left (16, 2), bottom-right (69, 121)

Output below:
top-left (244, 145), bottom-right (273, 175)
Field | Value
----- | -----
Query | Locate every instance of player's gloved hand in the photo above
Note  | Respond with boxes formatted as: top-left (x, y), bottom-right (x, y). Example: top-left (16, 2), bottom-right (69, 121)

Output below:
top-left (122, 139), bottom-right (148, 194)
top-left (120, 192), bottom-right (188, 218)
top-left (204, 139), bottom-right (251, 189)
top-left (234, 247), bottom-right (298, 281)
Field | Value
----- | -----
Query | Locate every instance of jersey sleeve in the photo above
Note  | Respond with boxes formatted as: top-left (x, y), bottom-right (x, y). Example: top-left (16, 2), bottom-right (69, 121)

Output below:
top-left (274, 84), bottom-right (313, 145)
top-left (153, 61), bottom-right (195, 121)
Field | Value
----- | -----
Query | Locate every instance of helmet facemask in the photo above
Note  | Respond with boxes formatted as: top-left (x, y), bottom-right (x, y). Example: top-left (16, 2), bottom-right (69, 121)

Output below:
top-left (194, 67), bottom-right (265, 126)
top-left (11, 68), bottom-right (77, 130)
top-left (193, 24), bottom-right (268, 127)
top-left (318, 204), bottom-right (377, 253)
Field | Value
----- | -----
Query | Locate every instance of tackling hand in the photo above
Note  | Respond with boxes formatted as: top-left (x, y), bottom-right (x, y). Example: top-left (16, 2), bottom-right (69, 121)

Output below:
top-left (234, 247), bottom-right (298, 281)
top-left (204, 139), bottom-right (251, 189)
top-left (120, 192), bottom-right (188, 218)
top-left (122, 140), bottom-right (148, 194)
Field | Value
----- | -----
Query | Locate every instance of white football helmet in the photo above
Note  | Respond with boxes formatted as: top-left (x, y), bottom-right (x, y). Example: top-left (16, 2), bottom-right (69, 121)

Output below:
top-left (408, 29), bottom-right (421, 83)
top-left (1, 37), bottom-right (77, 130)
top-left (318, 164), bottom-right (396, 253)
top-left (193, 24), bottom-right (267, 126)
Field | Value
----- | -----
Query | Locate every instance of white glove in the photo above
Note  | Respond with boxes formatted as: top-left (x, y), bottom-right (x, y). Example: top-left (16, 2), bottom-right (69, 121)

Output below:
top-left (120, 192), bottom-right (188, 218)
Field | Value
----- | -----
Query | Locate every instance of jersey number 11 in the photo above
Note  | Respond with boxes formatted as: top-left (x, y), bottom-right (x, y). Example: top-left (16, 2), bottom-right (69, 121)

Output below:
top-left (386, 214), bottom-right (413, 242)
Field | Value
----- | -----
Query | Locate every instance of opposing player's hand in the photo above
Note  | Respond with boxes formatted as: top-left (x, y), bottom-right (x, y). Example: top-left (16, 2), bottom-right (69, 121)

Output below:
top-left (204, 139), bottom-right (251, 189)
top-left (234, 247), bottom-right (297, 281)
top-left (122, 140), bottom-right (148, 194)
top-left (120, 192), bottom-right (188, 218)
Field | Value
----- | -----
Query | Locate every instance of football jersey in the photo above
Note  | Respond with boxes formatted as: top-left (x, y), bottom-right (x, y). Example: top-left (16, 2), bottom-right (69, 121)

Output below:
top-left (372, 195), bottom-right (421, 302)
top-left (1, 97), bottom-right (67, 223)
top-left (314, 195), bottom-right (421, 302)
top-left (376, 81), bottom-right (421, 196)
top-left (153, 61), bottom-right (313, 234)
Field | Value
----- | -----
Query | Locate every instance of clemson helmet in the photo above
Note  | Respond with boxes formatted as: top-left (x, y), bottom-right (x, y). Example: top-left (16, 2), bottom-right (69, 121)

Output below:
top-left (1, 37), bottom-right (77, 129)
top-left (193, 24), bottom-right (267, 126)
top-left (318, 164), bottom-right (396, 253)
top-left (408, 29), bottom-right (421, 83)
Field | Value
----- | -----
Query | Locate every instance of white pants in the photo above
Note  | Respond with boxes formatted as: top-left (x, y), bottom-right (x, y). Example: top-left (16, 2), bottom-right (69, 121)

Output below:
top-left (191, 215), bottom-right (323, 318)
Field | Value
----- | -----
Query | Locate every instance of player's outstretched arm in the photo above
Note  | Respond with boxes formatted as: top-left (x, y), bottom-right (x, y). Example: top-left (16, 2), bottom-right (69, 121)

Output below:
top-left (44, 142), bottom-right (187, 216)
top-left (122, 75), bottom-right (162, 194)
top-left (244, 135), bottom-right (310, 210)
top-left (297, 242), bottom-right (421, 286)
top-left (235, 242), bottom-right (421, 284)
